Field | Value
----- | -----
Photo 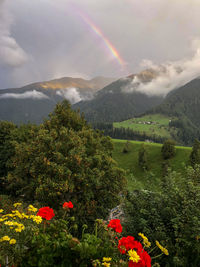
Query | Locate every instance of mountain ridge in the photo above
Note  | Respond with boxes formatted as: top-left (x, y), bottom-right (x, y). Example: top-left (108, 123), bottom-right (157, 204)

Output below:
top-left (0, 76), bottom-right (116, 124)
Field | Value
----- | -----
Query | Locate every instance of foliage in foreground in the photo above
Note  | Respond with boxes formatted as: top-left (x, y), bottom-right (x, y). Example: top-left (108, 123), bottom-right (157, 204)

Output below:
top-left (124, 166), bottom-right (200, 266)
top-left (4, 101), bottom-right (125, 228)
top-left (0, 201), bottom-right (168, 267)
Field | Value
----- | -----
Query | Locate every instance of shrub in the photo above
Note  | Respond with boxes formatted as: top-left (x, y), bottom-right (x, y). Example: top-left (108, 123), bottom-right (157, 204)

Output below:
top-left (122, 141), bottom-right (131, 154)
top-left (124, 167), bottom-right (200, 266)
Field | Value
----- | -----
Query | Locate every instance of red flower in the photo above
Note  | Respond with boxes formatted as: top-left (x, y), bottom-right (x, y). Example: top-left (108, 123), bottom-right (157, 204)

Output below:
top-left (118, 236), bottom-right (143, 254)
top-left (128, 250), bottom-right (151, 267)
top-left (107, 219), bottom-right (122, 233)
top-left (37, 207), bottom-right (55, 220)
top-left (63, 201), bottom-right (73, 209)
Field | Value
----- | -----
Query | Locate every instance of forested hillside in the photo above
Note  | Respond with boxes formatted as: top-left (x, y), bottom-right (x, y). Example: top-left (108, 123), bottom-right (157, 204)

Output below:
top-left (147, 78), bottom-right (200, 144)
top-left (73, 72), bottom-right (164, 122)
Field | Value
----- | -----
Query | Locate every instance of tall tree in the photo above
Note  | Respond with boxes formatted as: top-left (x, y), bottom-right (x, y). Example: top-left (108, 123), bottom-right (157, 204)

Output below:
top-left (6, 101), bottom-right (126, 226)
top-left (190, 139), bottom-right (200, 167)
top-left (138, 144), bottom-right (148, 171)
top-left (161, 139), bottom-right (176, 160)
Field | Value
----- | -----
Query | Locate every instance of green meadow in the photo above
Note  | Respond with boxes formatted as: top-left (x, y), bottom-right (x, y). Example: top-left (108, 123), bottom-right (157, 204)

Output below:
top-left (113, 114), bottom-right (178, 139)
top-left (112, 139), bottom-right (192, 191)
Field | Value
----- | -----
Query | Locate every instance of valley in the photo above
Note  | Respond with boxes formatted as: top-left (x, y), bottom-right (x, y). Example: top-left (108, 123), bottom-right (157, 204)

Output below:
top-left (113, 114), bottom-right (178, 140)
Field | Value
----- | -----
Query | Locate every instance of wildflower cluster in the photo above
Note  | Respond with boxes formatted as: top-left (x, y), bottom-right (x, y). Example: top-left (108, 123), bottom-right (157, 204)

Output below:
top-left (0, 201), bottom-right (168, 267)
top-left (36, 206), bottom-right (55, 220)
top-left (63, 201), bottom-right (74, 209)
top-left (0, 203), bottom-right (57, 266)
top-left (0, 235), bottom-right (16, 245)
top-left (107, 219), bottom-right (122, 233)
top-left (0, 203), bottom-right (43, 248)
top-left (138, 233), bottom-right (151, 248)
top-left (102, 257), bottom-right (112, 267)
top-left (107, 219), bottom-right (169, 267)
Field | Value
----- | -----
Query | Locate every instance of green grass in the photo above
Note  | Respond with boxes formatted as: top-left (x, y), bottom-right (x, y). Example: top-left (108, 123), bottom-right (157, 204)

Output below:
top-left (112, 139), bottom-right (192, 191)
top-left (113, 114), bottom-right (178, 139)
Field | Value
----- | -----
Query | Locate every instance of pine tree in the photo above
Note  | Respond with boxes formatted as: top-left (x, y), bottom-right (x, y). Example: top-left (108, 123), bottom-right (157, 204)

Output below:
top-left (190, 139), bottom-right (200, 167)
top-left (161, 139), bottom-right (176, 160)
top-left (138, 144), bottom-right (148, 171)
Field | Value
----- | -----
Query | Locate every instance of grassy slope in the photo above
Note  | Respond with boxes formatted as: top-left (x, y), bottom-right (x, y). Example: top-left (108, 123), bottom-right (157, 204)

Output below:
top-left (113, 114), bottom-right (178, 139)
top-left (112, 139), bottom-right (192, 191)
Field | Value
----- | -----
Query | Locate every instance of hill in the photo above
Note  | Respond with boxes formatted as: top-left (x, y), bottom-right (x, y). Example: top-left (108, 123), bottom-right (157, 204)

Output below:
top-left (0, 76), bottom-right (115, 124)
top-left (73, 70), bottom-right (164, 123)
top-left (147, 78), bottom-right (200, 144)
top-left (112, 139), bottom-right (192, 191)
top-left (113, 114), bottom-right (178, 141)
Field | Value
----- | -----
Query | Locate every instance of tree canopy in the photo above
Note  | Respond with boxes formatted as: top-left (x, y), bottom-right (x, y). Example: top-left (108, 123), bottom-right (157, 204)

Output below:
top-left (6, 101), bottom-right (126, 226)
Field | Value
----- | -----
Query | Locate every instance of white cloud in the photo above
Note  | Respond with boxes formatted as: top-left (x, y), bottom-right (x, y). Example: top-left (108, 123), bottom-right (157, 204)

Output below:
top-left (56, 87), bottom-right (94, 104)
top-left (56, 88), bottom-right (82, 104)
top-left (0, 0), bottom-right (28, 67)
top-left (123, 45), bottom-right (200, 97)
top-left (2, 0), bottom-right (200, 88)
top-left (0, 90), bottom-right (49, 99)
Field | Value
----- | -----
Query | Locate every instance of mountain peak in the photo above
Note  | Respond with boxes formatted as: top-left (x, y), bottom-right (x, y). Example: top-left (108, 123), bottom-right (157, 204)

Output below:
top-left (128, 69), bottom-right (158, 83)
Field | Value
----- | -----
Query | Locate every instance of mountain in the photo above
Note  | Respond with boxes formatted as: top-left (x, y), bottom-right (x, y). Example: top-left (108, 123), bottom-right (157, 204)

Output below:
top-left (150, 78), bottom-right (200, 124)
top-left (73, 69), bottom-right (164, 123)
top-left (145, 78), bottom-right (200, 144)
top-left (0, 76), bottom-right (116, 124)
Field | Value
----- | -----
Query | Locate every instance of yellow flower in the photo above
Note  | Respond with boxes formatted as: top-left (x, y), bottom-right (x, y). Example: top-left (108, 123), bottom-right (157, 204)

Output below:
top-left (12, 210), bottom-right (23, 219)
top-left (21, 213), bottom-right (29, 219)
top-left (32, 215), bottom-right (42, 224)
top-left (156, 241), bottom-right (169, 256)
top-left (28, 205), bottom-right (38, 213)
top-left (2, 214), bottom-right (15, 218)
top-left (138, 232), bottom-right (151, 248)
top-left (144, 239), bottom-right (151, 247)
top-left (103, 257), bottom-right (112, 262)
top-left (4, 221), bottom-right (14, 226)
top-left (14, 223), bottom-right (25, 232)
top-left (13, 203), bottom-right (22, 208)
top-left (0, 218), bottom-right (7, 222)
top-left (1, 235), bottom-right (10, 241)
top-left (9, 239), bottom-right (16, 245)
top-left (15, 228), bottom-right (22, 232)
top-left (102, 263), bottom-right (110, 267)
top-left (128, 249), bottom-right (141, 263)
top-left (0, 209), bottom-right (4, 213)
top-left (138, 233), bottom-right (146, 240)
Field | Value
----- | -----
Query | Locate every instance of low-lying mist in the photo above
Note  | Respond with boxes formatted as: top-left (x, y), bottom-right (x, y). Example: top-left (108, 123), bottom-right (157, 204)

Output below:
top-left (123, 46), bottom-right (200, 97)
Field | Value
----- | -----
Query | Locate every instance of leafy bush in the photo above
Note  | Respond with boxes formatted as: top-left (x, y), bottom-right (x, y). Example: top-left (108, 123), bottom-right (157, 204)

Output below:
top-left (124, 167), bottom-right (200, 266)
top-left (6, 101), bottom-right (126, 228)
top-left (0, 121), bottom-right (39, 193)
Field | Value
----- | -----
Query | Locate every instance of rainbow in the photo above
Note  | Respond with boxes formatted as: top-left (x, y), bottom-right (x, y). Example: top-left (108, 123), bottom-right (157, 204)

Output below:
top-left (75, 8), bottom-right (126, 69)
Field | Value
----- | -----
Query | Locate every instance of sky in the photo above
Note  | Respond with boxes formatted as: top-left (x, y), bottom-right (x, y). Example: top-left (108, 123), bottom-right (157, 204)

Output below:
top-left (1, 0), bottom-right (200, 89)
